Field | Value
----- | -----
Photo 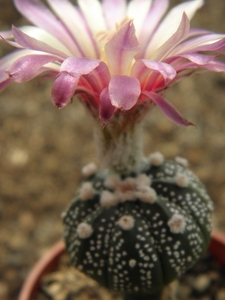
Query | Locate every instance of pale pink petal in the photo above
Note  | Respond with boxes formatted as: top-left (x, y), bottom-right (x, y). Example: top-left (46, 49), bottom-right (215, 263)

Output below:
top-left (47, 0), bottom-right (99, 58)
top-left (78, 0), bottom-right (107, 35)
top-left (143, 91), bottom-right (193, 126)
top-left (0, 49), bottom-right (37, 71)
top-left (138, 0), bottom-right (169, 57)
top-left (109, 75), bottom-right (141, 110)
top-left (6, 54), bottom-right (59, 82)
top-left (60, 57), bottom-right (101, 76)
top-left (18, 25), bottom-right (72, 56)
top-left (14, 0), bottom-right (80, 55)
top-left (186, 37), bottom-right (225, 54)
top-left (174, 0), bottom-right (204, 20)
top-left (127, 0), bottom-right (152, 38)
top-left (0, 72), bottom-right (9, 82)
top-left (150, 13), bottom-right (190, 61)
top-left (187, 28), bottom-right (212, 37)
top-left (105, 21), bottom-right (139, 76)
top-left (170, 60), bottom-right (225, 82)
top-left (145, 0), bottom-right (203, 56)
top-left (0, 78), bottom-right (12, 93)
top-left (0, 30), bottom-right (13, 39)
top-left (52, 72), bottom-right (79, 108)
top-left (203, 61), bottom-right (225, 72)
top-left (165, 53), bottom-right (218, 71)
top-left (52, 57), bottom-right (108, 108)
top-left (173, 34), bottom-right (225, 55)
top-left (12, 26), bottom-right (67, 59)
top-left (0, 49), bottom-right (46, 91)
top-left (102, 0), bottom-right (126, 30)
top-left (82, 63), bottom-right (111, 93)
top-left (131, 59), bottom-right (176, 85)
top-left (0, 35), bottom-right (22, 49)
top-left (176, 53), bottom-right (217, 65)
top-left (0, 72), bottom-right (12, 92)
top-left (100, 87), bottom-right (116, 122)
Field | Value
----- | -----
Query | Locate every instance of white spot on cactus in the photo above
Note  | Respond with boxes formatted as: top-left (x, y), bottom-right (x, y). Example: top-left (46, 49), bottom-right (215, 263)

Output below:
top-left (135, 186), bottom-right (157, 204)
top-left (77, 222), bottom-right (93, 238)
top-left (117, 215), bottom-right (135, 230)
top-left (175, 156), bottom-right (189, 167)
top-left (60, 211), bottom-right (66, 219)
top-left (207, 203), bottom-right (214, 211)
top-left (175, 173), bottom-right (189, 187)
top-left (80, 182), bottom-right (95, 200)
top-left (136, 174), bottom-right (151, 187)
top-left (168, 214), bottom-right (186, 234)
top-left (81, 163), bottom-right (97, 177)
top-left (104, 174), bottom-right (121, 190)
top-left (148, 152), bottom-right (164, 166)
top-left (100, 190), bottom-right (118, 207)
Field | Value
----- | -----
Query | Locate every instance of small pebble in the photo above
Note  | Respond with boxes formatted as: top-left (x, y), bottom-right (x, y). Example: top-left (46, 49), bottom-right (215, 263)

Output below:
top-left (19, 211), bottom-right (35, 232)
top-left (193, 274), bottom-right (211, 292)
top-left (8, 148), bottom-right (29, 166)
top-left (216, 289), bottom-right (225, 300)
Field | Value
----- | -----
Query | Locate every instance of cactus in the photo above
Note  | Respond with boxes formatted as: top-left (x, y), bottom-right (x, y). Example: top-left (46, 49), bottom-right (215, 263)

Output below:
top-left (63, 153), bottom-right (213, 299)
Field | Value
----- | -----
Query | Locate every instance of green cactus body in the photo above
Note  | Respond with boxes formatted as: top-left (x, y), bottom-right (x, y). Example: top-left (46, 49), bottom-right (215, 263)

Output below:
top-left (63, 154), bottom-right (213, 296)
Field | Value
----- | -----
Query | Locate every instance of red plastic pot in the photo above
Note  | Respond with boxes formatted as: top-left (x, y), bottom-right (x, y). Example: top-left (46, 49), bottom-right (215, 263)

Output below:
top-left (18, 230), bottom-right (225, 300)
top-left (208, 230), bottom-right (225, 267)
top-left (18, 240), bottom-right (65, 300)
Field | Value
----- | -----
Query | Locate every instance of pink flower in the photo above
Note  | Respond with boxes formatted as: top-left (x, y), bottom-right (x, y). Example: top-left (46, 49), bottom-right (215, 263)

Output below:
top-left (1, 0), bottom-right (225, 125)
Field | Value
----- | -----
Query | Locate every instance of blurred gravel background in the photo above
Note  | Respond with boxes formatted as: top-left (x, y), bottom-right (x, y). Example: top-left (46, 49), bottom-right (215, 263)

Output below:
top-left (0, 0), bottom-right (225, 299)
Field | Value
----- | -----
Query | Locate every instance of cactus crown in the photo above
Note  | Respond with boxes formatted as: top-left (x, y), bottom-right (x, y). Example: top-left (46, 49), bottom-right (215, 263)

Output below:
top-left (63, 152), bottom-right (213, 296)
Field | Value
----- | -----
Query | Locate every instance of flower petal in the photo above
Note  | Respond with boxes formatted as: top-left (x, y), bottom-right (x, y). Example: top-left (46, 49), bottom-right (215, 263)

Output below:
top-left (78, 0), bottom-right (107, 35)
top-left (143, 91), bottom-right (193, 126)
top-left (176, 53), bottom-right (217, 65)
top-left (0, 49), bottom-right (43, 76)
top-left (173, 34), bottom-right (225, 55)
top-left (127, 0), bottom-right (152, 38)
top-left (17, 25), bottom-right (73, 56)
top-left (131, 59), bottom-right (176, 86)
top-left (137, 0), bottom-right (169, 57)
top-left (145, 0), bottom-right (203, 56)
top-left (60, 57), bottom-right (101, 76)
top-left (52, 72), bottom-right (79, 108)
top-left (150, 13), bottom-right (190, 60)
top-left (6, 54), bottom-right (59, 82)
top-left (187, 36), bottom-right (225, 54)
top-left (105, 21), bottom-right (139, 76)
top-left (100, 87), bottom-right (116, 122)
top-left (0, 72), bottom-right (12, 93)
top-left (14, 0), bottom-right (80, 55)
top-left (47, 0), bottom-right (99, 58)
top-left (0, 29), bottom-right (13, 39)
top-left (52, 57), bottom-right (106, 108)
top-left (12, 26), bottom-right (67, 59)
top-left (203, 61), bottom-right (225, 72)
top-left (82, 64), bottom-right (110, 94)
top-left (109, 75), bottom-right (141, 110)
top-left (102, 0), bottom-right (126, 30)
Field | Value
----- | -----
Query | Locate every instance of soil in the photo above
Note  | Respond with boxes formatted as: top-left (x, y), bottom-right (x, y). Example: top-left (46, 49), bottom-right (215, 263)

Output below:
top-left (0, 1), bottom-right (225, 299)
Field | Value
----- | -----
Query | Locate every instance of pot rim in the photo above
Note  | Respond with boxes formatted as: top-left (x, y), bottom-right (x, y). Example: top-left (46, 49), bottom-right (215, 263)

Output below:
top-left (18, 240), bottom-right (65, 300)
top-left (18, 230), bottom-right (225, 300)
